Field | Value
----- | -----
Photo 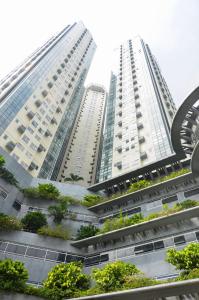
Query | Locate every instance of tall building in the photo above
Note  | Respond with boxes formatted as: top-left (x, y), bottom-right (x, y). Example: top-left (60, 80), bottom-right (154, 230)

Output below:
top-left (58, 84), bottom-right (106, 186)
top-left (0, 21), bottom-right (96, 179)
top-left (99, 36), bottom-right (176, 180)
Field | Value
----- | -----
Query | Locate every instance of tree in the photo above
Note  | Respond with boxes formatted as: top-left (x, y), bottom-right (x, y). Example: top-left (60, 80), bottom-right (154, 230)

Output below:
top-left (21, 211), bottom-right (47, 233)
top-left (0, 259), bottom-right (28, 289)
top-left (38, 183), bottom-right (60, 199)
top-left (76, 224), bottom-right (99, 240)
top-left (43, 262), bottom-right (89, 297)
top-left (48, 199), bottom-right (68, 223)
top-left (92, 261), bottom-right (140, 292)
top-left (167, 243), bottom-right (199, 273)
top-left (64, 173), bottom-right (84, 184)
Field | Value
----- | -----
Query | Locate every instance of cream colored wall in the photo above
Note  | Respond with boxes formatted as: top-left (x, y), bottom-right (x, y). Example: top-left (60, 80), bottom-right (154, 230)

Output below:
top-left (58, 84), bottom-right (106, 187)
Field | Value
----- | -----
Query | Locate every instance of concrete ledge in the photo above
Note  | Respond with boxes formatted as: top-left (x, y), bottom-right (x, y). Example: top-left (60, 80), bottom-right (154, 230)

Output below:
top-left (0, 292), bottom-right (44, 300)
top-left (70, 279), bottom-right (199, 300)
top-left (88, 172), bottom-right (193, 212)
top-left (71, 206), bottom-right (199, 248)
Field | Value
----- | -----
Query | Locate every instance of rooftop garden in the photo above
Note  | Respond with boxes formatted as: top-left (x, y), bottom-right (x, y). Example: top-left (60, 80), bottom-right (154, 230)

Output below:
top-left (82, 168), bottom-right (190, 207)
top-left (75, 199), bottom-right (199, 239)
top-left (1, 242), bottom-right (199, 299)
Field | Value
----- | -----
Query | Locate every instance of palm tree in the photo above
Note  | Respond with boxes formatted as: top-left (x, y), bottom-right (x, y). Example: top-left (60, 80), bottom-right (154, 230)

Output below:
top-left (64, 173), bottom-right (84, 184)
top-left (48, 199), bottom-right (68, 224)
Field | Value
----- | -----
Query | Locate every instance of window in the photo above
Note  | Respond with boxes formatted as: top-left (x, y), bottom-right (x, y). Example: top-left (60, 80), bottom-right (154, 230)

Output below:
top-left (30, 143), bottom-right (38, 151)
top-left (12, 200), bottom-right (22, 211)
top-left (27, 127), bottom-right (34, 134)
top-left (16, 143), bottom-right (25, 151)
top-left (195, 231), bottom-right (199, 240)
top-left (154, 241), bottom-right (164, 250)
top-left (162, 195), bottom-right (178, 204)
top-left (0, 189), bottom-right (7, 200)
top-left (32, 121), bottom-right (38, 128)
top-left (6, 243), bottom-right (26, 255)
top-left (22, 135), bottom-right (30, 143)
top-left (134, 243), bottom-right (153, 254)
top-left (26, 247), bottom-right (46, 258)
top-left (174, 235), bottom-right (186, 245)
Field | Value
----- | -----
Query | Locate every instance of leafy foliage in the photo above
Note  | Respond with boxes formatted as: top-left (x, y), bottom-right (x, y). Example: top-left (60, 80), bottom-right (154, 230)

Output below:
top-left (38, 225), bottom-right (70, 240)
top-left (48, 199), bottom-right (68, 223)
top-left (96, 199), bottom-right (199, 235)
top-left (0, 213), bottom-right (22, 231)
top-left (128, 179), bottom-right (152, 193)
top-left (82, 194), bottom-right (104, 207)
top-left (64, 173), bottom-right (84, 183)
top-left (167, 243), bottom-right (199, 273)
top-left (0, 259), bottom-right (28, 289)
top-left (23, 183), bottom-right (60, 200)
top-left (0, 156), bottom-right (5, 168)
top-left (92, 261), bottom-right (140, 292)
top-left (43, 262), bottom-right (89, 297)
top-left (76, 224), bottom-right (99, 240)
top-left (123, 274), bottom-right (160, 289)
top-left (21, 211), bottom-right (47, 233)
top-left (175, 199), bottom-right (198, 210)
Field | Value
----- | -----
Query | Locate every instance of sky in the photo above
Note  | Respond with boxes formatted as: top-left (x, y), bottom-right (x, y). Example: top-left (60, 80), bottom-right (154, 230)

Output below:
top-left (0, 0), bottom-right (198, 106)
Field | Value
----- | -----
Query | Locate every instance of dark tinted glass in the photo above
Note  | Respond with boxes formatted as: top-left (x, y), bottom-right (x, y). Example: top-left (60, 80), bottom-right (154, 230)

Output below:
top-left (26, 247), bottom-right (46, 258)
top-left (6, 243), bottom-right (26, 255)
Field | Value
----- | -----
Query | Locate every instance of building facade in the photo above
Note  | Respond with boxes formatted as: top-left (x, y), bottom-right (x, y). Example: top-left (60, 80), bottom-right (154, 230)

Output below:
top-left (0, 21), bottom-right (96, 179)
top-left (58, 84), bottom-right (106, 186)
top-left (99, 36), bottom-right (176, 180)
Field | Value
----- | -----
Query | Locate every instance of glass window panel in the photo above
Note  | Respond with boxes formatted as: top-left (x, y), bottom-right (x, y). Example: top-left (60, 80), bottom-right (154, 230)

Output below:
top-left (6, 243), bottom-right (26, 255)
top-left (26, 247), bottom-right (46, 258)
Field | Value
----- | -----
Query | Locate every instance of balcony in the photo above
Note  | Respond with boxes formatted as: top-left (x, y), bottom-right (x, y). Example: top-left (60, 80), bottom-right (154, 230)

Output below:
top-left (71, 206), bottom-right (199, 249)
top-left (56, 107), bottom-right (62, 113)
top-left (140, 151), bottom-right (148, 160)
top-left (45, 129), bottom-right (52, 137)
top-left (17, 125), bottom-right (26, 134)
top-left (51, 117), bottom-right (57, 125)
top-left (28, 162), bottom-right (38, 171)
top-left (5, 141), bottom-right (16, 152)
top-left (137, 123), bottom-right (143, 130)
top-left (35, 100), bottom-right (42, 107)
top-left (37, 144), bottom-right (46, 152)
top-left (139, 136), bottom-right (145, 144)
top-left (27, 111), bottom-right (35, 120)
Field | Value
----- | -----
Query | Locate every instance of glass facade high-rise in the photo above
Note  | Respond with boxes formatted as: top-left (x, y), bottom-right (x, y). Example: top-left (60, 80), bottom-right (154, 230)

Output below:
top-left (99, 36), bottom-right (176, 180)
top-left (0, 22), bottom-right (96, 179)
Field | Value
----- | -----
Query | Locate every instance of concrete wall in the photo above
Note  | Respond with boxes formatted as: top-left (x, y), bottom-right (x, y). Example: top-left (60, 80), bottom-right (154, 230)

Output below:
top-left (0, 293), bottom-right (44, 300)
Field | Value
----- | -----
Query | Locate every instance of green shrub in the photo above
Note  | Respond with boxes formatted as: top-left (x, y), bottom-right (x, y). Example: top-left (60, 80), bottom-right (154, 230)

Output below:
top-left (128, 179), bottom-right (152, 193)
top-left (0, 213), bottom-right (22, 231)
top-left (123, 274), bottom-right (160, 289)
top-left (43, 262), bottom-right (89, 297)
top-left (76, 224), bottom-right (99, 240)
top-left (23, 187), bottom-right (39, 198)
top-left (177, 268), bottom-right (199, 280)
top-left (38, 183), bottom-right (60, 199)
top-left (0, 155), bottom-right (5, 168)
top-left (48, 199), bottom-right (68, 223)
top-left (92, 261), bottom-right (140, 292)
top-left (82, 194), bottom-right (103, 207)
top-left (99, 212), bottom-right (143, 234)
top-left (175, 199), bottom-right (198, 210)
top-left (38, 225), bottom-right (70, 240)
top-left (23, 183), bottom-right (60, 200)
top-left (0, 259), bottom-right (28, 289)
top-left (21, 211), bottom-right (47, 233)
top-left (167, 243), bottom-right (199, 273)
